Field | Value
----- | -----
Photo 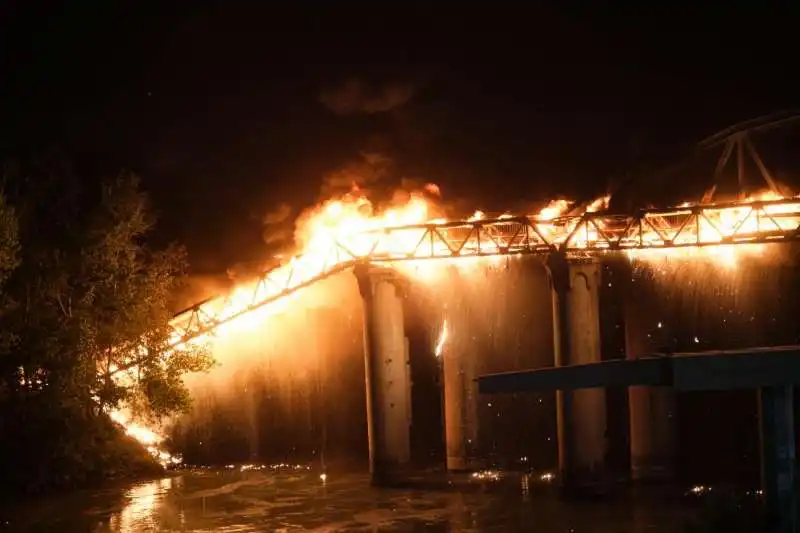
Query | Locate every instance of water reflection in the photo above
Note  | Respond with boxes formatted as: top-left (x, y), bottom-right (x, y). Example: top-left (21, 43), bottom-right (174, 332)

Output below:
top-left (7, 469), bottom-right (692, 532)
top-left (108, 477), bottom-right (175, 532)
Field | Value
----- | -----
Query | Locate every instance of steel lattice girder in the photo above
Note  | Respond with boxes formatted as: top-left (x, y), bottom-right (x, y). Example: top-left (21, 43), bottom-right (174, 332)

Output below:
top-left (168, 197), bottom-right (800, 346)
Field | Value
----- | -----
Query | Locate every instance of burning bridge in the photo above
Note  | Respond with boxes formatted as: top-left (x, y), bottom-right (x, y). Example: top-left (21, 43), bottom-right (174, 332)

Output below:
top-left (171, 195), bottom-right (800, 345)
top-left (160, 115), bottom-right (800, 515)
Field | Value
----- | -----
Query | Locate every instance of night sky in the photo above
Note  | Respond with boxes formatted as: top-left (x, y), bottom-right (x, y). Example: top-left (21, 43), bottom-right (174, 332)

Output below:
top-left (2, 4), bottom-right (799, 276)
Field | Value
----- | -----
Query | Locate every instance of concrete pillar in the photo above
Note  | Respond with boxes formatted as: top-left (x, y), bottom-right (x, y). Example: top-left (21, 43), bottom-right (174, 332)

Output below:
top-left (441, 307), bottom-right (480, 471)
top-left (354, 263), bottom-right (412, 485)
top-left (624, 279), bottom-right (677, 482)
top-left (758, 386), bottom-right (796, 533)
top-left (546, 252), bottom-right (607, 494)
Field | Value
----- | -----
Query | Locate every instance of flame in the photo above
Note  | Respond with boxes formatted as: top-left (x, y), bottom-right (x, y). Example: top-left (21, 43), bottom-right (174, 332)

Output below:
top-left (586, 194), bottom-right (611, 213)
top-left (536, 199), bottom-right (572, 221)
top-left (434, 319), bottom-right (449, 357)
top-left (108, 409), bottom-right (182, 467)
top-left (167, 191), bottom-right (605, 354)
top-left (627, 190), bottom-right (800, 268)
top-left (467, 210), bottom-right (485, 222)
top-left (163, 185), bottom-right (800, 351)
top-left (112, 184), bottom-right (800, 455)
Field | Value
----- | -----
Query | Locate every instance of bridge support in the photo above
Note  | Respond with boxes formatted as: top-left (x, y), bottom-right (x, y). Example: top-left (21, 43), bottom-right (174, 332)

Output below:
top-left (441, 305), bottom-right (480, 472)
top-left (758, 385), bottom-right (796, 533)
top-left (354, 263), bottom-right (412, 486)
top-left (546, 253), bottom-right (607, 496)
top-left (624, 279), bottom-right (677, 482)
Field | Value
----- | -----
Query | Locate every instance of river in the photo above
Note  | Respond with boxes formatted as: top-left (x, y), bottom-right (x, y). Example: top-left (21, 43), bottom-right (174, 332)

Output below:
top-left (0, 467), bottom-right (707, 532)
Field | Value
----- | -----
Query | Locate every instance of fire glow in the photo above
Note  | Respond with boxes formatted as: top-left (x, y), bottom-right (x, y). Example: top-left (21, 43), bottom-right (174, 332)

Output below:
top-left (169, 188), bottom-right (800, 350)
top-left (435, 319), bottom-right (449, 358)
top-left (108, 409), bottom-right (182, 467)
top-left (108, 184), bottom-right (800, 457)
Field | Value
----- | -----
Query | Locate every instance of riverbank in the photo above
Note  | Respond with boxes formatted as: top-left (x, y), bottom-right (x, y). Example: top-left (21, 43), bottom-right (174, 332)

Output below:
top-left (0, 407), bottom-right (165, 501)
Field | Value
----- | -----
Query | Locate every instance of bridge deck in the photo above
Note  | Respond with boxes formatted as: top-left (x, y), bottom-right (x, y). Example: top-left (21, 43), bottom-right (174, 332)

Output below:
top-left (476, 346), bottom-right (800, 394)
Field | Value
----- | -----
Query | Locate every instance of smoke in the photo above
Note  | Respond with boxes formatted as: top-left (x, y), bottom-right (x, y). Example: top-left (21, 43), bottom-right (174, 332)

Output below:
top-left (319, 79), bottom-right (416, 115)
top-left (316, 153), bottom-right (445, 211)
top-left (225, 260), bottom-right (278, 284)
top-left (172, 274), bottom-right (231, 312)
top-left (261, 202), bottom-right (293, 247)
top-left (319, 151), bottom-right (393, 198)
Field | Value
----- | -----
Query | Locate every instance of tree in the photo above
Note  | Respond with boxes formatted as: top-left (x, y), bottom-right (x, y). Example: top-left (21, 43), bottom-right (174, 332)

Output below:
top-left (75, 172), bottom-right (214, 418)
top-left (1, 155), bottom-right (212, 415)
top-left (0, 153), bottom-right (213, 494)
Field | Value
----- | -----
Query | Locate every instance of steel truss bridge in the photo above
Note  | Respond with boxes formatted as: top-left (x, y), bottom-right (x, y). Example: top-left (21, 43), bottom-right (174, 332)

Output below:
top-left (169, 112), bottom-right (800, 348)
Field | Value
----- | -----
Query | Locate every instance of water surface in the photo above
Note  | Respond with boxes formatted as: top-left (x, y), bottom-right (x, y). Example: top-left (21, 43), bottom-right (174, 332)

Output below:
top-left (1, 468), bottom-right (693, 532)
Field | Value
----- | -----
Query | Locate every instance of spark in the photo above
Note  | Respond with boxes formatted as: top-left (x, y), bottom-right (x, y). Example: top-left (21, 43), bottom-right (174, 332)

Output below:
top-left (434, 319), bottom-right (449, 357)
top-left (471, 469), bottom-right (501, 481)
top-left (689, 485), bottom-right (712, 495)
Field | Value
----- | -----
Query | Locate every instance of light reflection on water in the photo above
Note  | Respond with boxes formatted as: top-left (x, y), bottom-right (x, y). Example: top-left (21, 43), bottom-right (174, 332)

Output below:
top-left (108, 477), bottom-right (174, 532)
top-left (3, 469), bottom-right (692, 532)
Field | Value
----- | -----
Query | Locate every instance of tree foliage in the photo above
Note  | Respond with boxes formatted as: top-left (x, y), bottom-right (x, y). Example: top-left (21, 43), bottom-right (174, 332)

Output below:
top-left (0, 153), bottom-right (213, 494)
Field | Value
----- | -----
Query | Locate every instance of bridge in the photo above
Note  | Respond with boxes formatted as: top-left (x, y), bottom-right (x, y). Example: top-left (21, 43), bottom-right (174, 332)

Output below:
top-left (170, 196), bottom-right (800, 345)
top-left (124, 114), bottom-right (800, 527)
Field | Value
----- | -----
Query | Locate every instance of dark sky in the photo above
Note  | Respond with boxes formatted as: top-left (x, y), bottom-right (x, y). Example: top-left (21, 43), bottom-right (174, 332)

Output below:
top-left (1, 4), bottom-right (798, 275)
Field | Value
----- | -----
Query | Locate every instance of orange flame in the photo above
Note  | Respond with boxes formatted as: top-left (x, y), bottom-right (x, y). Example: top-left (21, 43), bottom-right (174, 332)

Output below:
top-left (627, 190), bottom-right (800, 268)
top-left (113, 184), bottom-right (800, 455)
top-left (435, 319), bottom-right (449, 357)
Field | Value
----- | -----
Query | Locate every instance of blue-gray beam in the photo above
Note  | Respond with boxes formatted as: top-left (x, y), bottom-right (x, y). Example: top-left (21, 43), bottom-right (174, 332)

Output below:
top-left (477, 346), bottom-right (800, 394)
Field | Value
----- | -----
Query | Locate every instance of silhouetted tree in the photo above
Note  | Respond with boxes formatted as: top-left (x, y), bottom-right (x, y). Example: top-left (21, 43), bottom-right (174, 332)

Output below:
top-left (0, 153), bottom-right (212, 494)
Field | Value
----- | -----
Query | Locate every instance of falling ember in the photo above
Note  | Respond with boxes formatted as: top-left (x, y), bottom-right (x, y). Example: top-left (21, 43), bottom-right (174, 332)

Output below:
top-left (435, 319), bottom-right (449, 357)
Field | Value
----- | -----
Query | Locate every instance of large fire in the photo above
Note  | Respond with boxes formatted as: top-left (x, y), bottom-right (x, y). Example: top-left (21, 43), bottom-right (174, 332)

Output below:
top-left (109, 183), bottom-right (800, 461)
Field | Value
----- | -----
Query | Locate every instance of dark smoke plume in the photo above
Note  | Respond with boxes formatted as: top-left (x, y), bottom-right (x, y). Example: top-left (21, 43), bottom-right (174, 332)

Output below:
top-left (319, 79), bottom-right (415, 115)
top-left (319, 151), bottom-right (393, 198)
top-left (260, 202), bottom-right (293, 247)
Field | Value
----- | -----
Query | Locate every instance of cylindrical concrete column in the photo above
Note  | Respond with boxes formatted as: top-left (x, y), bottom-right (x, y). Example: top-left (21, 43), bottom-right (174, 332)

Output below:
top-left (441, 306), bottom-right (479, 472)
top-left (354, 263), bottom-right (412, 485)
top-left (624, 276), bottom-right (677, 482)
top-left (547, 252), bottom-right (607, 494)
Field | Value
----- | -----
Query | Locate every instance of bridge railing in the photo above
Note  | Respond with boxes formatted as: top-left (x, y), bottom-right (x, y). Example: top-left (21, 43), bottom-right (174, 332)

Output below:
top-left (168, 197), bottom-right (800, 347)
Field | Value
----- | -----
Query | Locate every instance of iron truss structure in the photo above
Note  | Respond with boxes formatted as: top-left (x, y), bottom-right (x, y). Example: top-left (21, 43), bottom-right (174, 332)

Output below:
top-left (169, 196), bottom-right (800, 347)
